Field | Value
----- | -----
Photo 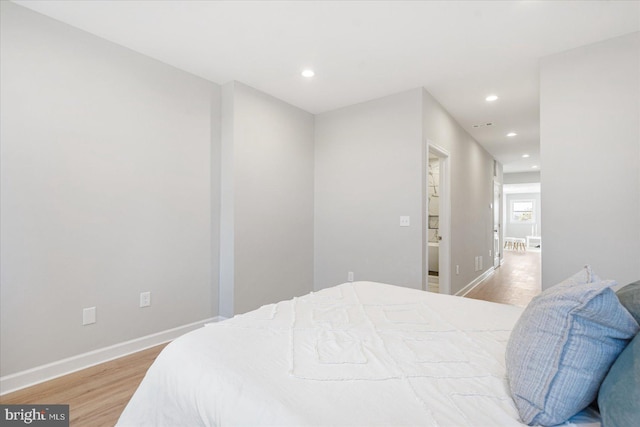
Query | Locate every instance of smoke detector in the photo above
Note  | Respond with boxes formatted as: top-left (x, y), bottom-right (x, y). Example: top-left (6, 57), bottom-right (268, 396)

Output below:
top-left (472, 122), bottom-right (493, 128)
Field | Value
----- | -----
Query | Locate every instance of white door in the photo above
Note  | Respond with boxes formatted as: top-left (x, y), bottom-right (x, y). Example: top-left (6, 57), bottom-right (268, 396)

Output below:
top-left (493, 181), bottom-right (501, 269)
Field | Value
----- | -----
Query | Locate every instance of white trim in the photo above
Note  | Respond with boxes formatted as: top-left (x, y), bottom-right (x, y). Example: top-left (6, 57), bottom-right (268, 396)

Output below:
top-left (0, 316), bottom-right (224, 395)
top-left (493, 179), bottom-right (502, 270)
top-left (455, 267), bottom-right (496, 297)
top-left (425, 140), bottom-right (451, 295)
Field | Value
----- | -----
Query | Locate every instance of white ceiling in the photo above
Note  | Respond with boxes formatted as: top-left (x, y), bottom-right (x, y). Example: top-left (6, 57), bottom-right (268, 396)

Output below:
top-left (12, 1), bottom-right (640, 173)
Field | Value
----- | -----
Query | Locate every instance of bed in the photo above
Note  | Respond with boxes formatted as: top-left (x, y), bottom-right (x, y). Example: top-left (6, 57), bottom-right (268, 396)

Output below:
top-left (117, 278), bottom-right (638, 427)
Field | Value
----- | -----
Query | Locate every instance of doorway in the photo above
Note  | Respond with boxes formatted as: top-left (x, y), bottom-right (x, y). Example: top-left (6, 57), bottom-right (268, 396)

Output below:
top-left (497, 181), bottom-right (542, 300)
top-left (425, 142), bottom-right (450, 294)
top-left (493, 180), bottom-right (502, 269)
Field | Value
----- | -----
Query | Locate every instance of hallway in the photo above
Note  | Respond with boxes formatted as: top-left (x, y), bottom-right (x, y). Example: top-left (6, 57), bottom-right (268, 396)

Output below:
top-left (464, 250), bottom-right (541, 307)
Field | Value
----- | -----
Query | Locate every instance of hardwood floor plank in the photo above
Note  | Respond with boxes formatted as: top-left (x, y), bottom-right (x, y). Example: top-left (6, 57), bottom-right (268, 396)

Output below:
top-left (465, 249), bottom-right (541, 307)
top-left (0, 343), bottom-right (167, 427)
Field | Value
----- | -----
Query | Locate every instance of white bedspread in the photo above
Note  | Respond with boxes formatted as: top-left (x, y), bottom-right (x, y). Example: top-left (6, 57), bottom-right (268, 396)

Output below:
top-left (117, 282), bottom-right (530, 426)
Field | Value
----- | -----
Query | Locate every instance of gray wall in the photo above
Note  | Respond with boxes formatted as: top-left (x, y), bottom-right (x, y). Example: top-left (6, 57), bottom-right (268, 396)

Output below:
top-left (504, 171), bottom-right (540, 185)
top-left (314, 88), bottom-right (499, 295)
top-left (219, 83), bottom-right (236, 318)
top-left (422, 90), bottom-right (499, 295)
top-left (0, 2), bottom-right (220, 376)
top-left (221, 82), bottom-right (315, 315)
top-left (314, 90), bottom-right (424, 289)
top-left (540, 32), bottom-right (640, 288)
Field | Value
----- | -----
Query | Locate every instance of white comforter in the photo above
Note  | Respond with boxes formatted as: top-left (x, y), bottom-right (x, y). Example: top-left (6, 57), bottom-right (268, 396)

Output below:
top-left (118, 282), bottom-right (528, 426)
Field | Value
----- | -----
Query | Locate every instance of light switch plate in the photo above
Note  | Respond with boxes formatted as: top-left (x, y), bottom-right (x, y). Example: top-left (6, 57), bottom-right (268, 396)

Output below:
top-left (83, 307), bottom-right (96, 325)
top-left (140, 291), bottom-right (151, 308)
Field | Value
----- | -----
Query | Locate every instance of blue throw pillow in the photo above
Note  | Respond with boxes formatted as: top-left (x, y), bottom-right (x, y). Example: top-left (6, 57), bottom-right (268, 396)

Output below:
top-left (616, 280), bottom-right (640, 324)
top-left (598, 332), bottom-right (640, 427)
top-left (505, 266), bottom-right (640, 426)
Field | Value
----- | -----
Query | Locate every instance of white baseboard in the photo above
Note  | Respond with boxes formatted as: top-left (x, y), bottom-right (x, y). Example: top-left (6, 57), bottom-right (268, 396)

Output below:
top-left (455, 267), bottom-right (495, 297)
top-left (0, 316), bottom-right (225, 395)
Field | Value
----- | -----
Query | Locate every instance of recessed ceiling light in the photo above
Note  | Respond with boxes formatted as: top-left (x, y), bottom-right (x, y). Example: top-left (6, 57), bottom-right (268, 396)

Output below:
top-left (301, 69), bottom-right (315, 78)
top-left (532, 165), bottom-right (539, 169)
top-left (507, 132), bottom-right (517, 137)
top-left (522, 154), bottom-right (530, 158)
top-left (485, 95), bottom-right (498, 102)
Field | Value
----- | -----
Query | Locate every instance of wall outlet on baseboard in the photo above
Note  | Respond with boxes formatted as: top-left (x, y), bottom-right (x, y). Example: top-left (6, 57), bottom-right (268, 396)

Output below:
top-left (83, 307), bottom-right (96, 325)
top-left (140, 291), bottom-right (151, 308)
top-left (347, 272), bottom-right (354, 282)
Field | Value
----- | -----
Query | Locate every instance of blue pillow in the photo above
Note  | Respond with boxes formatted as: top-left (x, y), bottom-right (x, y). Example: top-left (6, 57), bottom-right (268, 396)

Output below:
top-left (616, 280), bottom-right (640, 324)
top-left (598, 332), bottom-right (640, 427)
top-left (505, 266), bottom-right (639, 426)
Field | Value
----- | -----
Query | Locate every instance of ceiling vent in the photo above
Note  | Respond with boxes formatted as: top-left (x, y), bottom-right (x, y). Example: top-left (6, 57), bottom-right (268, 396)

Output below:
top-left (472, 122), bottom-right (493, 128)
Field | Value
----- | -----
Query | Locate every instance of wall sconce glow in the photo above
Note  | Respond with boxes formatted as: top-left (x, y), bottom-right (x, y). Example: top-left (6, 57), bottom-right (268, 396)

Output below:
top-left (301, 69), bottom-right (315, 78)
top-left (507, 132), bottom-right (517, 137)
top-left (522, 154), bottom-right (530, 158)
top-left (485, 95), bottom-right (499, 102)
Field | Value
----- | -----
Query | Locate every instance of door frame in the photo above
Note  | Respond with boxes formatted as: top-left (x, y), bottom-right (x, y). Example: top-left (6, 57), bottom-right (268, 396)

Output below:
top-left (493, 179), bottom-right (502, 269)
top-left (424, 140), bottom-right (451, 295)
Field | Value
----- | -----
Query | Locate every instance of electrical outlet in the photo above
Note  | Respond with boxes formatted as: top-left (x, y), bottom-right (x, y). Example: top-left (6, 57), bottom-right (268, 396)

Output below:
top-left (479, 255), bottom-right (483, 270)
top-left (347, 272), bottom-right (354, 282)
top-left (140, 291), bottom-right (151, 308)
top-left (400, 216), bottom-right (410, 227)
top-left (83, 307), bottom-right (96, 325)
top-left (456, 265), bottom-right (459, 275)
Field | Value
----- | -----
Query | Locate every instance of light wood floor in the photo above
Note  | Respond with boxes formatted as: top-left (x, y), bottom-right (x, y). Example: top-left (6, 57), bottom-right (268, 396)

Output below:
top-left (465, 249), bottom-right (542, 307)
top-left (1, 253), bottom-right (540, 426)
top-left (0, 344), bottom-right (167, 427)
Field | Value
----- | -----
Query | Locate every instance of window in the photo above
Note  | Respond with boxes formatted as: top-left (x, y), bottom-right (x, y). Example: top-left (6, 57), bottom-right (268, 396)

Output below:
top-left (511, 199), bottom-right (535, 223)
